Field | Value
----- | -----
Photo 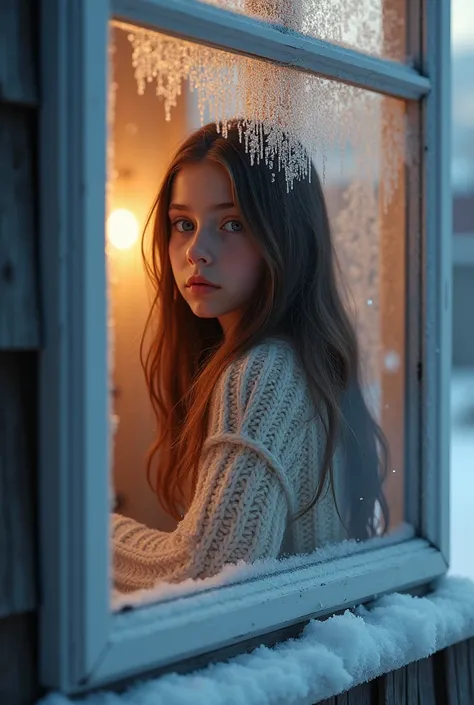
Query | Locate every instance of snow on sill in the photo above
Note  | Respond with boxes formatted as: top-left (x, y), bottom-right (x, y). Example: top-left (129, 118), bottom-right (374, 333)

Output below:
top-left (40, 576), bottom-right (474, 705)
top-left (112, 523), bottom-right (415, 612)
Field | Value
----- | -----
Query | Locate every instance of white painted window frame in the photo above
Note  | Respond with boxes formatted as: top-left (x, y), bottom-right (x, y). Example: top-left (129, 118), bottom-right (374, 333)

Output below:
top-left (38, 0), bottom-right (451, 695)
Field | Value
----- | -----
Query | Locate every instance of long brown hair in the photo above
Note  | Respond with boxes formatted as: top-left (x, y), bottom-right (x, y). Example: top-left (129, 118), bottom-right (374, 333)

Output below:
top-left (141, 120), bottom-right (389, 540)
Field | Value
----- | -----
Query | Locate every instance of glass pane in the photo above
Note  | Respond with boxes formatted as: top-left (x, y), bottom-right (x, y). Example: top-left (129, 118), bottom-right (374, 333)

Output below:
top-left (451, 9), bottom-right (474, 583)
top-left (450, 374), bottom-right (474, 581)
top-left (198, 0), bottom-right (409, 63)
top-left (108, 22), bottom-right (417, 605)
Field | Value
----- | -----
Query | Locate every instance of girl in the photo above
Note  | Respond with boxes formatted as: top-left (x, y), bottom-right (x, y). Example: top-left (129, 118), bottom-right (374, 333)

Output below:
top-left (112, 120), bottom-right (389, 593)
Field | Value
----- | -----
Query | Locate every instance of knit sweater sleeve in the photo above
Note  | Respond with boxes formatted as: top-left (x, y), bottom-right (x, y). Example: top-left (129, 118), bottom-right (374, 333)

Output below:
top-left (112, 341), bottom-right (303, 593)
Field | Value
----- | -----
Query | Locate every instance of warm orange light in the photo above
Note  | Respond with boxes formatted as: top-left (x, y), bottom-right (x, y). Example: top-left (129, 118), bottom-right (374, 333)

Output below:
top-left (107, 209), bottom-right (139, 250)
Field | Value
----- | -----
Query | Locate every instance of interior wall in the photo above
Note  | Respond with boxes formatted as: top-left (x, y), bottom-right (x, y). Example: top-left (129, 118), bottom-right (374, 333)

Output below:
top-left (110, 28), bottom-right (195, 530)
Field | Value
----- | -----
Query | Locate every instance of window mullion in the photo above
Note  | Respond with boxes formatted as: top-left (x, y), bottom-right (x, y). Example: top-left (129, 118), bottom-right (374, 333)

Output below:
top-left (420, 0), bottom-right (451, 559)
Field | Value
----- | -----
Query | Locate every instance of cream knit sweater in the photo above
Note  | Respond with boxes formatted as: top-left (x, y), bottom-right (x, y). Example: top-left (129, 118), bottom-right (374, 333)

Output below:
top-left (112, 339), bottom-right (347, 593)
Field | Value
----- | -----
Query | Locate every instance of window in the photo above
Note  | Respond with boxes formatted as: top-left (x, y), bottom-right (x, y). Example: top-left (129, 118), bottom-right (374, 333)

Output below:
top-left (38, 0), bottom-right (451, 694)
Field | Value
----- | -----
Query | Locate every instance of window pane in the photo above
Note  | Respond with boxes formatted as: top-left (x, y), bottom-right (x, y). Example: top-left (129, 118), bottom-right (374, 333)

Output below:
top-left (451, 28), bottom-right (474, 581)
top-left (108, 22), bottom-right (417, 604)
top-left (198, 0), bottom-right (410, 63)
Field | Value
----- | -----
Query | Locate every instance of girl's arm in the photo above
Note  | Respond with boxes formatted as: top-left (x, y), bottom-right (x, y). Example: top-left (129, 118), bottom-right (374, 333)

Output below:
top-left (112, 341), bottom-right (301, 593)
top-left (112, 440), bottom-right (289, 592)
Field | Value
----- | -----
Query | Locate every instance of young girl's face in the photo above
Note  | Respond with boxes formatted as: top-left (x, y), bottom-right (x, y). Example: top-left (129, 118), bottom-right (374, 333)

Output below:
top-left (168, 160), bottom-right (263, 335)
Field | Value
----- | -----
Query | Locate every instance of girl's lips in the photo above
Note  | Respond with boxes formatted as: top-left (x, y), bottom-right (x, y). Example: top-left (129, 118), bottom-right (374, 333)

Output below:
top-left (188, 283), bottom-right (220, 294)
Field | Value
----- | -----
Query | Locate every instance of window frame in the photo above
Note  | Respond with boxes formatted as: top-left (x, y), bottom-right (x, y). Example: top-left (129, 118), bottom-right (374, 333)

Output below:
top-left (38, 0), bottom-right (451, 694)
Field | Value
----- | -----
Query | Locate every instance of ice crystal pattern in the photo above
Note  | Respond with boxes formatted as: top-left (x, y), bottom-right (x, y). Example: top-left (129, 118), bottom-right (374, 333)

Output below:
top-left (117, 21), bottom-right (407, 205)
top-left (200, 0), bottom-right (405, 62)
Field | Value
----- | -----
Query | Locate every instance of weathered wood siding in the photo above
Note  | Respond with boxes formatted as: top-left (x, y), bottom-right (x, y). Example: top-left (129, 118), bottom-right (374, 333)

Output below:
top-left (0, 1), bottom-right (41, 704)
top-left (319, 640), bottom-right (474, 704)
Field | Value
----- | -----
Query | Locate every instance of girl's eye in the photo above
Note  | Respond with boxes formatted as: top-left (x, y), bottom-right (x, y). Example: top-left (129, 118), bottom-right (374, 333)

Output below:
top-left (222, 220), bottom-right (243, 233)
top-left (173, 219), bottom-right (194, 233)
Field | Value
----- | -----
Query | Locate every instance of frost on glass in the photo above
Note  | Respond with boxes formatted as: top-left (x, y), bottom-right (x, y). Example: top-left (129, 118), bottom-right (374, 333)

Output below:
top-left (198, 0), bottom-right (407, 62)
top-left (121, 23), bottom-right (406, 205)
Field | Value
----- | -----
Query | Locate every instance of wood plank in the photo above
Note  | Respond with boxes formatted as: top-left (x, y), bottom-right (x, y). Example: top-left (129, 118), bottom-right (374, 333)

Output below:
top-left (316, 682), bottom-right (375, 704)
top-left (457, 640), bottom-right (473, 703)
top-left (468, 639), bottom-right (474, 698)
top-left (383, 667), bottom-right (407, 704)
top-left (339, 682), bottom-right (374, 703)
top-left (0, 0), bottom-right (37, 106)
top-left (404, 662), bottom-right (418, 705)
top-left (0, 353), bottom-right (37, 617)
top-left (444, 644), bottom-right (460, 705)
top-left (299, 678), bottom-right (376, 703)
top-left (316, 647), bottom-right (474, 705)
top-left (0, 108), bottom-right (40, 349)
top-left (415, 658), bottom-right (436, 705)
top-left (445, 640), bottom-right (474, 705)
top-left (0, 612), bottom-right (41, 705)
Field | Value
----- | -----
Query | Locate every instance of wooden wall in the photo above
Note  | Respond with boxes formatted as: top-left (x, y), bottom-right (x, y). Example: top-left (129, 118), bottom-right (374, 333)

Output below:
top-left (0, 0), bottom-right (42, 703)
top-left (319, 638), bottom-right (474, 704)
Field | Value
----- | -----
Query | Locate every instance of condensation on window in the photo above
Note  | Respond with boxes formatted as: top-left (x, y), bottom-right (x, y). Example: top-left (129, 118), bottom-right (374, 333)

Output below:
top-left (198, 0), bottom-right (407, 63)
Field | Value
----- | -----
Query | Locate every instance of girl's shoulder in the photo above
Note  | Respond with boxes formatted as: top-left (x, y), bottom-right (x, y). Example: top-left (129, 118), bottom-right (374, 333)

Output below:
top-left (234, 336), bottom-right (302, 379)
top-left (207, 337), bottom-right (310, 437)
top-left (213, 337), bottom-right (307, 416)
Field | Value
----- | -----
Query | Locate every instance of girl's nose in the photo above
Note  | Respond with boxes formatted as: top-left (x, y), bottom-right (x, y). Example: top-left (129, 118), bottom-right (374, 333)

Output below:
top-left (186, 228), bottom-right (213, 265)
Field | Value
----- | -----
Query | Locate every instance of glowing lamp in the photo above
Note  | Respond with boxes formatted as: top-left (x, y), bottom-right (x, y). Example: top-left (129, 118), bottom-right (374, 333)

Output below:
top-left (107, 209), bottom-right (139, 250)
